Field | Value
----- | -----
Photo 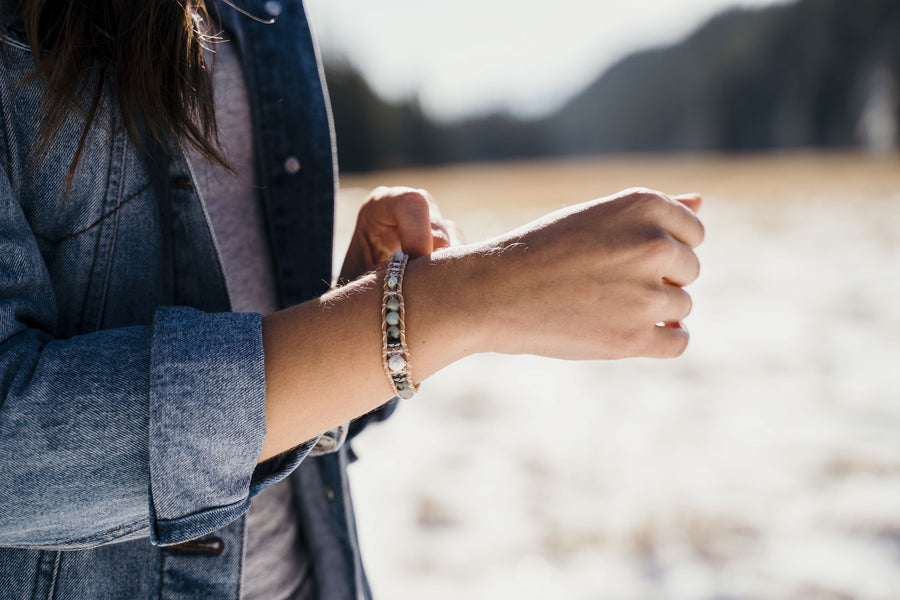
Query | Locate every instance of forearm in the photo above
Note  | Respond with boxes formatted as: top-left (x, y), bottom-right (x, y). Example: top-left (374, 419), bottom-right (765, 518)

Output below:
top-left (260, 188), bottom-right (705, 461)
top-left (259, 250), bottom-right (477, 461)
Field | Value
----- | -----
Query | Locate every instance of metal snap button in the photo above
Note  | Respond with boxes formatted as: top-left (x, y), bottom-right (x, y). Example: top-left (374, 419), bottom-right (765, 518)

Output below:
top-left (284, 156), bottom-right (301, 174)
top-left (263, 1), bottom-right (283, 17)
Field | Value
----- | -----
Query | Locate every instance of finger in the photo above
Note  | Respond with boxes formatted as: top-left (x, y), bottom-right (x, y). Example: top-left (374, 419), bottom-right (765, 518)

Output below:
top-left (431, 222), bottom-right (451, 251)
top-left (362, 233), bottom-right (378, 268)
top-left (416, 188), bottom-right (443, 220)
top-left (661, 237), bottom-right (700, 287)
top-left (658, 283), bottom-right (692, 323)
top-left (433, 216), bottom-right (465, 249)
top-left (365, 189), bottom-right (434, 260)
top-left (643, 323), bottom-right (690, 358)
top-left (673, 193), bottom-right (702, 215)
top-left (660, 195), bottom-right (705, 249)
top-left (338, 233), bottom-right (368, 283)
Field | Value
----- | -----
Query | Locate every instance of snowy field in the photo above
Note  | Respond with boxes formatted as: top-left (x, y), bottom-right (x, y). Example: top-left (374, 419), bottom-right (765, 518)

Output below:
top-left (336, 153), bottom-right (900, 600)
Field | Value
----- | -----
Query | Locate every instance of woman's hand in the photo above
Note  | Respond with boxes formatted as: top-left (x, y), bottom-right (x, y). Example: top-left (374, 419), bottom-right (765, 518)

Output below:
top-left (407, 187), bottom-right (705, 362)
top-left (339, 186), bottom-right (459, 283)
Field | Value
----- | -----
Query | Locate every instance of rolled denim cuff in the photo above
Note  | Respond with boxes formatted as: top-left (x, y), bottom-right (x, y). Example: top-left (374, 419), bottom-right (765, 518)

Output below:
top-left (148, 307), bottom-right (287, 546)
top-left (249, 425), bottom-right (347, 494)
top-left (250, 437), bottom-right (319, 494)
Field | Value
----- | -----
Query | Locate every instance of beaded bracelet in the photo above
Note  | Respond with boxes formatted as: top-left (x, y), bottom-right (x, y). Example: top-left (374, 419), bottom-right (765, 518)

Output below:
top-left (381, 251), bottom-right (417, 399)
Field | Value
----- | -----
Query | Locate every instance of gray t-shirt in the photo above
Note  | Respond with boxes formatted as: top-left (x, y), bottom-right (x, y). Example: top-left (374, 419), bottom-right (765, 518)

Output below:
top-left (189, 35), bottom-right (314, 600)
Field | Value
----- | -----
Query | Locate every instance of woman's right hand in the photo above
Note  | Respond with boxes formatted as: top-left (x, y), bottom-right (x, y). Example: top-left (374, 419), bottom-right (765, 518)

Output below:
top-left (413, 188), bottom-right (705, 362)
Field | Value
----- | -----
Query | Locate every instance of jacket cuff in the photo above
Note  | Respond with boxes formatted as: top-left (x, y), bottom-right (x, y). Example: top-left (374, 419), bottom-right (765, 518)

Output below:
top-left (148, 307), bottom-right (276, 545)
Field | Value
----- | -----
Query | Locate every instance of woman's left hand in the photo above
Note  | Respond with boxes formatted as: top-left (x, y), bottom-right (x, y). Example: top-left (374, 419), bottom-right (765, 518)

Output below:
top-left (339, 186), bottom-right (459, 283)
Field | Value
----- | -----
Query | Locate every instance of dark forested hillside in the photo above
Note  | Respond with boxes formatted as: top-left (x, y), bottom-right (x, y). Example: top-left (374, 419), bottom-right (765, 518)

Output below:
top-left (547, 0), bottom-right (900, 155)
top-left (324, 0), bottom-right (900, 172)
top-left (324, 63), bottom-right (555, 172)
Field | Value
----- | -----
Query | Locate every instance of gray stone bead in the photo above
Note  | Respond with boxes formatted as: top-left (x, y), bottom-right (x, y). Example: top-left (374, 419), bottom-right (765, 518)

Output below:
top-left (387, 325), bottom-right (401, 339)
top-left (386, 297), bottom-right (401, 312)
top-left (385, 311), bottom-right (400, 326)
top-left (387, 275), bottom-right (399, 289)
top-left (398, 386), bottom-right (415, 399)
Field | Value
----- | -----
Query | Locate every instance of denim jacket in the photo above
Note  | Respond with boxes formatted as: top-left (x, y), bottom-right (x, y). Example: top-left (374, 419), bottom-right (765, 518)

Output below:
top-left (0, 1), bottom-right (385, 598)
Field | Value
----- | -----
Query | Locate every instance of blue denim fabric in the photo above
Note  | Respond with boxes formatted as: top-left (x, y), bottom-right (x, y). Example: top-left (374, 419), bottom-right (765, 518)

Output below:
top-left (0, 1), bottom-right (384, 597)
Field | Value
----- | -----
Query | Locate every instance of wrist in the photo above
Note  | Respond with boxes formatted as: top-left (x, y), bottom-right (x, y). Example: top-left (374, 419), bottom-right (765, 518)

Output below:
top-left (402, 247), bottom-right (487, 373)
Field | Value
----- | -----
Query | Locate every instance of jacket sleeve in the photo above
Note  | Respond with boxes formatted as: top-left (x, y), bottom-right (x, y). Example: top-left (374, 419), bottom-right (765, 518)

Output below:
top-left (0, 173), bottom-right (316, 550)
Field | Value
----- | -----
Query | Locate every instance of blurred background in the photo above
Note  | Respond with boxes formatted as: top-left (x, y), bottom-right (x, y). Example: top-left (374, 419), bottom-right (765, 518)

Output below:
top-left (305, 0), bottom-right (900, 598)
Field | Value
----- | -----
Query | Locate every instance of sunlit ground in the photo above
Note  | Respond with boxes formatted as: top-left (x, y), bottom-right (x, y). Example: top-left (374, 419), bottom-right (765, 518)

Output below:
top-left (337, 152), bottom-right (900, 600)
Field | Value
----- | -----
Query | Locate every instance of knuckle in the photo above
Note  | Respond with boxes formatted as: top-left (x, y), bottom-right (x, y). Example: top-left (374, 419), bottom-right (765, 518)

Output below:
top-left (402, 188), bottom-right (428, 203)
top-left (363, 186), bottom-right (391, 209)
top-left (415, 187), bottom-right (435, 203)
top-left (651, 286), bottom-right (669, 314)
top-left (620, 186), bottom-right (657, 200)
top-left (397, 189), bottom-right (430, 214)
top-left (633, 283), bottom-right (667, 318)
top-left (642, 230), bottom-right (677, 263)
top-left (622, 188), bottom-right (667, 214)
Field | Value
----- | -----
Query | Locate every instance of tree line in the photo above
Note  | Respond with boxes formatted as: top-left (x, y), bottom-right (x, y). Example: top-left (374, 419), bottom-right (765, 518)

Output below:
top-left (324, 0), bottom-right (900, 173)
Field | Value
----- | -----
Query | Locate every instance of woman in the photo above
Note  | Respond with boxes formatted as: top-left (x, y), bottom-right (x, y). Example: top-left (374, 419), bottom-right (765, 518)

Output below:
top-left (0, 0), bottom-right (704, 598)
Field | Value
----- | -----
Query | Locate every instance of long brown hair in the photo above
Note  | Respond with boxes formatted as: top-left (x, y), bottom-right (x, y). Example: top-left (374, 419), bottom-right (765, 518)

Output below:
top-left (6, 0), bottom-right (227, 186)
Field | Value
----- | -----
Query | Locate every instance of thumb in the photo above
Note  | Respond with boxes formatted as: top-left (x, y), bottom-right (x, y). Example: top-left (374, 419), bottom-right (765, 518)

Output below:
top-left (390, 190), bottom-right (435, 259)
top-left (674, 193), bottom-right (702, 214)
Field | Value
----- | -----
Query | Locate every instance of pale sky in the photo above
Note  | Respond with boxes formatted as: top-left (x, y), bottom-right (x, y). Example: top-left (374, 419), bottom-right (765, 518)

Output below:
top-left (304, 0), bottom-right (788, 121)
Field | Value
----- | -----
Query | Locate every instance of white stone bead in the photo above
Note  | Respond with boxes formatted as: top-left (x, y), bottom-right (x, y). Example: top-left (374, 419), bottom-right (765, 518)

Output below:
top-left (386, 297), bottom-right (401, 312)
top-left (387, 275), bottom-right (399, 289)
top-left (388, 354), bottom-right (406, 372)
top-left (385, 311), bottom-right (400, 326)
